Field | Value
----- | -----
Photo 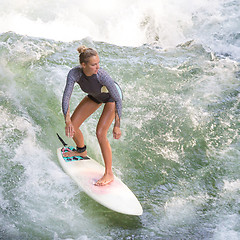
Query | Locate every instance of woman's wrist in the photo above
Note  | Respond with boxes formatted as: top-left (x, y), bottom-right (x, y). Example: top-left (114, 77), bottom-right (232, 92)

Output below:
top-left (65, 117), bottom-right (71, 124)
top-left (114, 116), bottom-right (120, 128)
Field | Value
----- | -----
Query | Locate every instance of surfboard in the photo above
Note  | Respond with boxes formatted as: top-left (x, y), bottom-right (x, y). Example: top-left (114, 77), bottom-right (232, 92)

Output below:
top-left (57, 146), bottom-right (143, 216)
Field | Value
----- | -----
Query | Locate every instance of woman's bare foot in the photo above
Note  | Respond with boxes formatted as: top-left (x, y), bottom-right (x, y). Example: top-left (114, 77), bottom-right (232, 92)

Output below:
top-left (63, 150), bottom-right (87, 158)
top-left (95, 172), bottom-right (114, 186)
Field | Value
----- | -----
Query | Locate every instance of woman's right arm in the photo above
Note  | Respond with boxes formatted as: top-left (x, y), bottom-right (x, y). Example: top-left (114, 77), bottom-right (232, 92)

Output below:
top-left (64, 107), bottom-right (75, 138)
top-left (62, 71), bottom-right (76, 137)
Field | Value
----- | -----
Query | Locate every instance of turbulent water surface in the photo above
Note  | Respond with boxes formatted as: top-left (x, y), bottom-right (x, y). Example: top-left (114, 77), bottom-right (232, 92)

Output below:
top-left (0, 0), bottom-right (240, 239)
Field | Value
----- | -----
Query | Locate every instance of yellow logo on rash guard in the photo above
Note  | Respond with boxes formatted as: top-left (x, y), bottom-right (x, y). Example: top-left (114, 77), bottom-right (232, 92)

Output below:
top-left (101, 86), bottom-right (109, 93)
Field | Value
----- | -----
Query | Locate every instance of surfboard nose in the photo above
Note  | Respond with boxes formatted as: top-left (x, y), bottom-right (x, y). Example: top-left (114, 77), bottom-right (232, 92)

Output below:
top-left (57, 147), bottom-right (143, 216)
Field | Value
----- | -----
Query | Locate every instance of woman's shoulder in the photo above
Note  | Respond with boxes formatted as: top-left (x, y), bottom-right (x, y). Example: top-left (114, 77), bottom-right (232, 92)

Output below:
top-left (68, 66), bottom-right (83, 79)
top-left (97, 68), bottom-right (112, 80)
top-left (69, 65), bottom-right (82, 74)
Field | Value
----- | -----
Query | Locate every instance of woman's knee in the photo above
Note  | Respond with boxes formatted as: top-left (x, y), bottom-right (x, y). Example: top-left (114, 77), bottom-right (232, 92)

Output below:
top-left (71, 121), bottom-right (80, 132)
top-left (96, 127), bottom-right (107, 142)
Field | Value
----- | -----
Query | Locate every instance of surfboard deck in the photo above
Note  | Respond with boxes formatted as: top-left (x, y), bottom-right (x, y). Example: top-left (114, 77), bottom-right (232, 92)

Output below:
top-left (57, 147), bottom-right (143, 216)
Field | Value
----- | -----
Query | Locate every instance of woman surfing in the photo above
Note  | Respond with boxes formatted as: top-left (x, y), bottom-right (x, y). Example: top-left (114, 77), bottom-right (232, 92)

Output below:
top-left (62, 46), bottom-right (123, 186)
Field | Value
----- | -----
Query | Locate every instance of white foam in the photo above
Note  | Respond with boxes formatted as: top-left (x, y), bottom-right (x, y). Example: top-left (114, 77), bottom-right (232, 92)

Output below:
top-left (0, 104), bottom-right (92, 234)
top-left (0, 104), bottom-right (37, 150)
top-left (223, 179), bottom-right (240, 192)
top-left (0, 0), bottom-right (235, 50)
top-left (213, 214), bottom-right (240, 240)
top-left (162, 194), bottom-right (207, 226)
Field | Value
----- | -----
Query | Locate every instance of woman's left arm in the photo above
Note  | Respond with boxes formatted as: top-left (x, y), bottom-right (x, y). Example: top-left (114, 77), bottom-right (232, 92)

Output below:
top-left (113, 112), bottom-right (121, 139)
top-left (98, 70), bottom-right (122, 138)
top-left (98, 70), bottom-right (122, 120)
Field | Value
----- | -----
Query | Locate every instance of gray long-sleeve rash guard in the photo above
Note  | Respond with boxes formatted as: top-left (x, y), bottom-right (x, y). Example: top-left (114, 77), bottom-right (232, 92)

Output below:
top-left (62, 66), bottom-right (122, 119)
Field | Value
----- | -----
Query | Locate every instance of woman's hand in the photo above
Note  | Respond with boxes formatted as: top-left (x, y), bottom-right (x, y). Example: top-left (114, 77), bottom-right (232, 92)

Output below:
top-left (65, 121), bottom-right (75, 138)
top-left (113, 126), bottom-right (121, 139)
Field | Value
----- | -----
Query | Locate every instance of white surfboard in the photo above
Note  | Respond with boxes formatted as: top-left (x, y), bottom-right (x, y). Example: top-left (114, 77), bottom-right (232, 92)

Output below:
top-left (57, 147), bottom-right (143, 216)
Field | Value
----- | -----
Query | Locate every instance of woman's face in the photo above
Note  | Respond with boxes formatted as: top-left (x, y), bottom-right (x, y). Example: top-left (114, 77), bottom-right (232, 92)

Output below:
top-left (82, 55), bottom-right (100, 76)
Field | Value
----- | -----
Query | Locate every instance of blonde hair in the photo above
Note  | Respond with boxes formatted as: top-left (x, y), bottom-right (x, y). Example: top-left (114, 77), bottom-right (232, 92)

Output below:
top-left (77, 45), bottom-right (98, 64)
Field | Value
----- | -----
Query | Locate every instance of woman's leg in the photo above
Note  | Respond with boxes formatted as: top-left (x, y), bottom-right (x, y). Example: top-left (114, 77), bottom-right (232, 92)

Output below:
top-left (63, 96), bottom-right (101, 157)
top-left (95, 102), bottom-right (115, 186)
